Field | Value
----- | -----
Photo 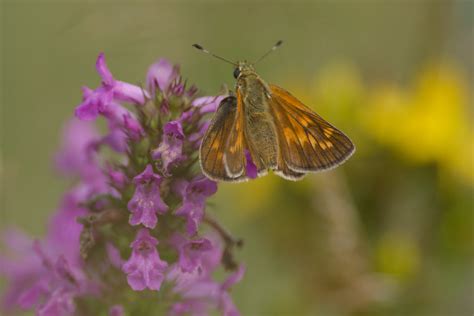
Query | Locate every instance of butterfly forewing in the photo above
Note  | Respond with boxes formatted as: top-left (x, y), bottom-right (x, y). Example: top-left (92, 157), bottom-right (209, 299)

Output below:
top-left (223, 89), bottom-right (246, 178)
top-left (269, 84), bottom-right (355, 173)
top-left (200, 96), bottom-right (240, 181)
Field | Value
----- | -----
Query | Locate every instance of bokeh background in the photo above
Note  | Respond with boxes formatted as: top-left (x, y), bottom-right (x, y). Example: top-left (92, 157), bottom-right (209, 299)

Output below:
top-left (2, 1), bottom-right (473, 315)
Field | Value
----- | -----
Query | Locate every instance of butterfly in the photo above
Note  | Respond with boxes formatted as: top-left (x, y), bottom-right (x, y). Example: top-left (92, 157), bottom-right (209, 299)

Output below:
top-left (194, 41), bottom-right (355, 182)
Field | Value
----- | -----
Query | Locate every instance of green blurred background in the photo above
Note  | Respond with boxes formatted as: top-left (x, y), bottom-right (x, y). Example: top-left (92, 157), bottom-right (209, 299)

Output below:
top-left (2, 1), bottom-right (473, 315)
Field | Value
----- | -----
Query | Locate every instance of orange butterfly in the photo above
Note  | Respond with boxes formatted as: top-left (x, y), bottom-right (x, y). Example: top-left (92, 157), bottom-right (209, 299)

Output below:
top-left (194, 41), bottom-right (355, 182)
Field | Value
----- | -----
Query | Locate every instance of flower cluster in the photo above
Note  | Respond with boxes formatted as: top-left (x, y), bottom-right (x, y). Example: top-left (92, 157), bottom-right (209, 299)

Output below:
top-left (1, 54), bottom-right (244, 315)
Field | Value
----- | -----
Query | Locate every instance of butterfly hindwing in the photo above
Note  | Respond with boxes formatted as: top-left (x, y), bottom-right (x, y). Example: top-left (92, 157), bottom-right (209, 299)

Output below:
top-left (269, 84), bottom-right (355, 174)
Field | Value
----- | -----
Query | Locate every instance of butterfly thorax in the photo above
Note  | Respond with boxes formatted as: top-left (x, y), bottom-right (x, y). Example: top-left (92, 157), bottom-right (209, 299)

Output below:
top-left (235, 62), bottom-right (271, 106)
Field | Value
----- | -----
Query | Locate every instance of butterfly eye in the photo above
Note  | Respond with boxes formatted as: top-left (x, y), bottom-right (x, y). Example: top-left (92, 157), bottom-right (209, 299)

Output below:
top-left (233, 68), bottom-right (240, 79)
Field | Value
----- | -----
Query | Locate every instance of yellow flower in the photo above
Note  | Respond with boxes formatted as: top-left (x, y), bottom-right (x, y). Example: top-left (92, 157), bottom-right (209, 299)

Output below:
top-left (361, 62), bottom-right (473, 184)
top-left (375, 231), bottom-right (420, 281)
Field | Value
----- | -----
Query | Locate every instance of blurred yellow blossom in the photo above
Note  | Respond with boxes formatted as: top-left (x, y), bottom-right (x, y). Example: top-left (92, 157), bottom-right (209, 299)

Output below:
top-left (312, 61), bottom-right (365, 121)
top-left (361, 63), bottom-right (473, 184)
top-left (375, 231), bottom-right (421, 281)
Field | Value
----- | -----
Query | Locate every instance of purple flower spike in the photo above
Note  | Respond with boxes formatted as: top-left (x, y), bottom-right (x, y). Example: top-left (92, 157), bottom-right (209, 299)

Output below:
top-left (109, 305), bottom-right (125, 316)
top-left (113, 81), bottom-right (148, 105)
top-left (17, 282), bottom-right (47, 310)
top-left (174, 177), bottom-right (217, 236)
top-left (244, 150), bottom-right (258, 179)
top-left (164, 121), bottom-right (184, 138)
top-left (167, 262), bottom-right (245, 316)
top-left (75, 86), bottom-right (112, 121)
top-left (123, 113), bottom-right (144, 140)
top-left (222, 265), bottom-right (246, 291)
top-left (96, 53), bottom-right (115, 86)
top-left (192, 95), bottom-right (226, 114)
top-left (75, 53), bottom-right (148, 121)
top-left (128, 165), bottom-right (168, 229)
top-left (2, 54), bottom-right (245, 315)
top-left (101, 122), bottom-right (128, 153)
top-left (106, 166), bottom-right (128, 190)
top-left (152, 121), bottom-right (186, 173)
top-left (170, 233), bottom-right (213, 273)
top-left (95, 53), bottom-right (148, 104)
top-left (100, 101), bottom-right (135, 126)
top-left (122, 229), bottom-right (168, 291)
top-left (106, 243), bottom-right (124, 269)
top-left (54, 118), bottom-right (100, 179)
top-left (21, 241), bottom-right (95, 316)
top-left (36, 289), bottom-right (75, 316)
top-left (188, 121), bottom-right (211, 147)
top-left (146, 59), bottom-right (179, 96)
top-left (186, 85), bottom-right (198, 98)
top-left (219, 265), bottom-right (246, 316)
top-left (169, 300), bottom-right (209, 316)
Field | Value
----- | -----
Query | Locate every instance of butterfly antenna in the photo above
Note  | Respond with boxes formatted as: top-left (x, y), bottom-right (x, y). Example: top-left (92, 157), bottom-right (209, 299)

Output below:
top-left (254, 40), bottom-right (283, 64)
top-left (192, 44), bottom-right (236, 66)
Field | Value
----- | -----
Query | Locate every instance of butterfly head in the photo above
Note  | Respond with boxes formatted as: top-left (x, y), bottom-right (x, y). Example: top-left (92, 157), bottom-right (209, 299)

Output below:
top-left (193, 41), bottom-right (283, 80)
top-left (233, 61), bottom-right (255, 79)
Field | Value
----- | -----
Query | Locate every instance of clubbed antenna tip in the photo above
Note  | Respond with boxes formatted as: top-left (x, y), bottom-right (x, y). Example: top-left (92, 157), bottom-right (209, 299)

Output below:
top-left (191, 43), bottom-right (236, 66)
top-left (254, 40), bottom-right (284, 64)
